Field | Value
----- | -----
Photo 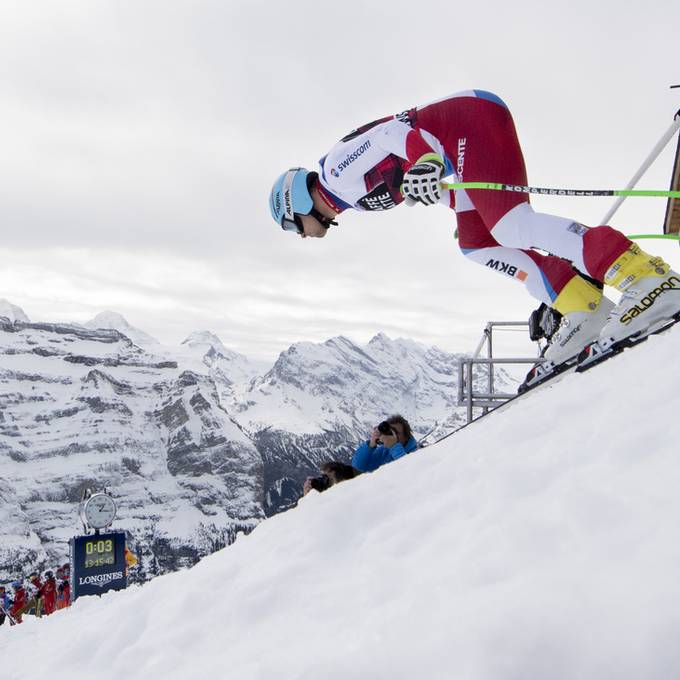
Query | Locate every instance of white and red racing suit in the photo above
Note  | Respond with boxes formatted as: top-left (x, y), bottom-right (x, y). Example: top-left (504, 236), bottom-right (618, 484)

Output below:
top-left (316, 90), bottom-right (632, 305)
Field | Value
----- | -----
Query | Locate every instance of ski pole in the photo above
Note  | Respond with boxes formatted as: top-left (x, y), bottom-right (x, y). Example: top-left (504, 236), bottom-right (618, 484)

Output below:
top-left (599, 109), bottom-right (680, 225)
top-left (629, 233), bottom-right (680, 240)
top-left (0, 603), bottom-right (17, 626)
top-left (439, 181), bottom-right (680, 199)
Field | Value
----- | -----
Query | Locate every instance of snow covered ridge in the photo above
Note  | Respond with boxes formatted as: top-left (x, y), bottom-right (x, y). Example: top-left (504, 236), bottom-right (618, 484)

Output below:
top-left (0, 306), bottom-right (516, 583)
top-left (2, 325), bottom-right (679, 680)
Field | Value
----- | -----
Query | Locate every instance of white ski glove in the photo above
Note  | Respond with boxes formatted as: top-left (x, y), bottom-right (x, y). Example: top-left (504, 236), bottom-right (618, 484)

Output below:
top-left (401, 153), bottom-right (445, 206)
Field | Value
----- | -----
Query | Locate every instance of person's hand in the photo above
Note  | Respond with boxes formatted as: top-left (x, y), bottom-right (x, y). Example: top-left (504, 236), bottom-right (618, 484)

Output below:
top-left (303, 478), bottom-right (314, 495)
top-left (401, 153), bottom-right (444, 205)
top-left (369, 427), bottom-right (381, 448)
top-left (379, 431), bottom-right (398, 449)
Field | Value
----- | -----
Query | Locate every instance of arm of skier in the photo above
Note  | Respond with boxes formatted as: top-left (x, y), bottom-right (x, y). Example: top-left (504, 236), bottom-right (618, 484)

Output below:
top-left (376, 121), bottom-right (445, 205)
top-left (374, 119), bottom-right (436, 165)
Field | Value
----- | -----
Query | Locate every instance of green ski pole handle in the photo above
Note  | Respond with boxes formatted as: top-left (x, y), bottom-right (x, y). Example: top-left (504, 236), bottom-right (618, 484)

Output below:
top-left (628, 234), bottom-right (680, 240)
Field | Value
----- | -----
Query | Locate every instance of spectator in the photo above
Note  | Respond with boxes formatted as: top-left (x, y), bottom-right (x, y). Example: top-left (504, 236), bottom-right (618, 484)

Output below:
top-left (56, 566), bottom-right (71, 610)
top-left (9, 581), bottom-right (27, 624)
top-left (28, 572), bottom-right (43, 617)
top-left (124, 547), bottom-right (138, 578)
top-left (352, 415), bottom-right (419, 473)
top-left (303, 460), bottom-right (358, 496)
top-left (0, 585), bottom-right (12, 626)
top-left (38, 570), bottom-right (57, 616)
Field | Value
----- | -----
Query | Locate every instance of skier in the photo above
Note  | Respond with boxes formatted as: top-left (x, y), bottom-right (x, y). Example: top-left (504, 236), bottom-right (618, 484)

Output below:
top-left (9, 581), bottom-right (27, 624)
top-left (269, 90), bottom-right (680, 365)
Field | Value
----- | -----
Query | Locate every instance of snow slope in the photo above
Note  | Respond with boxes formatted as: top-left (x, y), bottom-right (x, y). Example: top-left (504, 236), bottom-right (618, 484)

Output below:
top-left (2, 324), bottom-right (679, 680)
top-left (2, 302), bottom-right (514, 577)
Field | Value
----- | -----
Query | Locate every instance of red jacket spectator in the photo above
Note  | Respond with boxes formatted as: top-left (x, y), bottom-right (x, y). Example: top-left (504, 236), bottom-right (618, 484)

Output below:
top-left (29, 573), bottom-right (42, 594)
top-left (38, 572), bottom-right (58, 615)
top-left (10, 583), bottom-right (27, 623)
top-left (57, 579), bottom-right (71, 609)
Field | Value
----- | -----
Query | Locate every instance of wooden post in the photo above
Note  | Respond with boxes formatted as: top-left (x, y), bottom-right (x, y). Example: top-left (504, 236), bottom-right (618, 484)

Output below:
top-left (663, 132), bottom-right (680, 235)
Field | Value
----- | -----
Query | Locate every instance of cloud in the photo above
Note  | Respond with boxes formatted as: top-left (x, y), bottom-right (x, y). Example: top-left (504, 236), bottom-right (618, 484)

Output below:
top-left (0, 0), bottom-right (678, 360)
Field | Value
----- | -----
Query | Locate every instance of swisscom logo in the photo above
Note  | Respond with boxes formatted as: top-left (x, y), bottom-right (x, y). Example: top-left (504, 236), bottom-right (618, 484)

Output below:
top-left (331, 140), bottom-right (371, 178)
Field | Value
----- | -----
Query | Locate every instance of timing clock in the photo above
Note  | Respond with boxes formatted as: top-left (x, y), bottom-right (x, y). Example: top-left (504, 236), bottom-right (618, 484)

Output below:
top-left (81, 492), bottom-right (117, 530)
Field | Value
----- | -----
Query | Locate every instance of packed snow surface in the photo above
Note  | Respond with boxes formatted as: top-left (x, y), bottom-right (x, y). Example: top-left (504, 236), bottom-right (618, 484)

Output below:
top-left (2, 325), bottom-right (680, 680)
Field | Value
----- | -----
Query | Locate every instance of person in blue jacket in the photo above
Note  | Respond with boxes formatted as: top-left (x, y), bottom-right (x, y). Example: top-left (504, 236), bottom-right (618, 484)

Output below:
top-left (0, 584), bottom-right (13, 625)
top-left (352, 415), bottom-right (419, 473)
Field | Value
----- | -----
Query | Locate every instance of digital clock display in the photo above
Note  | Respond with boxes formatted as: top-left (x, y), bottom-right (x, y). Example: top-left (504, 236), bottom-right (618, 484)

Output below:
top-left (83, 538), bottom-right (116, 569)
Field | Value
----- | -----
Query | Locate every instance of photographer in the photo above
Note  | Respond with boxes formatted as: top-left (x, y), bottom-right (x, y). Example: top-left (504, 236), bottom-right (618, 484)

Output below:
top-left (352, 415), bottom-right (418, 473)
top-left (303, 460), bottom-right (358, 496)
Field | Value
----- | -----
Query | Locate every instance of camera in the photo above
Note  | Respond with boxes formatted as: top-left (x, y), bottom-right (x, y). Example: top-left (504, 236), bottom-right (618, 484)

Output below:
top-left (377, 421), bottom-right (394, 436)
top-left (308, 473), bottom-right (332, 492)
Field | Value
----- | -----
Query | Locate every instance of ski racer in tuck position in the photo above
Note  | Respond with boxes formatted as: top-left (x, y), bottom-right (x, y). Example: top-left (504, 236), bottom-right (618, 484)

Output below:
top-left (269, 90), bottom-right (680, 365)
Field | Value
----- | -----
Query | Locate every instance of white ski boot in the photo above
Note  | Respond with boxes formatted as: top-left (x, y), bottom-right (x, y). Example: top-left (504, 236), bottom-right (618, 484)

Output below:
top-left (543, 275), bottom-right (615, 366)
top-left (599, 246), bottom-right (680, 344)
top-left (544, 297), bottom-right (615, 366)
top-left (520, 276), bottom-right (613, 392)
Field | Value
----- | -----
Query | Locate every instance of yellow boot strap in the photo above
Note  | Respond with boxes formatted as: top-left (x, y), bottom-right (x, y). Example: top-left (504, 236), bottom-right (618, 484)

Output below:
top-left (552, 276), bottom-right (603, 316)
top-left (604, 245), bottom-right (669, 291)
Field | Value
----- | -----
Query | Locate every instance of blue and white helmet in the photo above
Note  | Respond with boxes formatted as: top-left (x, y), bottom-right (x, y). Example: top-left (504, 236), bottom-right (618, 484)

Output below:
top-left (269, 167), bottom-right (315, 232)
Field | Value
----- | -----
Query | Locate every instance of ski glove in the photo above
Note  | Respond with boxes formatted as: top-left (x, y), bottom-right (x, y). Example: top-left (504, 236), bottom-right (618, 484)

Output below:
top-left (401, 153), bottom-right (445, 206)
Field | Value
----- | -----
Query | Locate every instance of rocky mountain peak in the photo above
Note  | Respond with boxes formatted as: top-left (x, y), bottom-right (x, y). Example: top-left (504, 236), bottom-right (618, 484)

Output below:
top-left (182, 330), bottom-right (228, 354)
top-left (368, 331), bottom-right (392, 345)
top-left (85, 310), bottom-right (159, 346)
top-left (0, 298), bottom-right (30, 323)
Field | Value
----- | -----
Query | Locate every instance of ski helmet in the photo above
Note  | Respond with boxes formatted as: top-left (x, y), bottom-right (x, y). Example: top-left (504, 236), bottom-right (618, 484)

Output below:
top-left (269, 167), bottom-right (314, 232)
top-left (11, 581), bottom-right (23, 589)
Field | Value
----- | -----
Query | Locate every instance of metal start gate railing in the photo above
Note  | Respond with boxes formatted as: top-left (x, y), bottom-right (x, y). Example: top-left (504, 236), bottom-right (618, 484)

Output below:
top-left (457, 321), bottom-right (543, 424)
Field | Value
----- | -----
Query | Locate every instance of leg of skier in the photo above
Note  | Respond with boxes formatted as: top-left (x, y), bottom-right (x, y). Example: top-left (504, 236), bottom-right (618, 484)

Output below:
top-left (421, 91), bottom-right (680, 355)
top-left (455, 200), bottom-right (615, 364)
top-left (465, 106), bottom-right (680, 347)
top-left (421, 93), bottom-right (616, 364)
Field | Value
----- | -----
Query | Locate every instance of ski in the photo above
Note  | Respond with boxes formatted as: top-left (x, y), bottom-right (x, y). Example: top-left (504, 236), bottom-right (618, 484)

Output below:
top-left (576, 311), bottom-right (680, 372)
top-left (518, 355), bottom-right (578, 393)
top-left (457, 310), bottom-right (678, 433)
top-left (0, 603), bottom-right (17, 626)
top-left (518, 311), bottom-right (680, 393)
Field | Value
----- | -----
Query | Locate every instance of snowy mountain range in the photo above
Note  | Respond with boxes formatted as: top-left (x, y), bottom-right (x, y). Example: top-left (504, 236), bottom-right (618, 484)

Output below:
top-left (0, 300), bottom-right (518, 582)
top-left (3, 311), bottom-right (679, 680)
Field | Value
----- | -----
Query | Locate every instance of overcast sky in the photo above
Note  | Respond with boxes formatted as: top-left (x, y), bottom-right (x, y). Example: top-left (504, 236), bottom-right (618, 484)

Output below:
top-left (1, 0), bottom-right (679, 360)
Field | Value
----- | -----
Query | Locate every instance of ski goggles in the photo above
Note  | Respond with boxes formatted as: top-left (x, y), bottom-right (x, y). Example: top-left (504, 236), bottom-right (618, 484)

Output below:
top-left (281, 208), bottom-right (338, 234)
top-left (281, 214), bottom-right (304, 234)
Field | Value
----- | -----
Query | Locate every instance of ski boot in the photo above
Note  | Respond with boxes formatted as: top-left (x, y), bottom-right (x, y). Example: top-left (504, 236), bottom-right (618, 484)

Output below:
top-left (543, 276), bottom-right (615, 365)
top-left (520, 275), bottom-right (614, 391)
top-left (599, 245), bottom-right (680, 345)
